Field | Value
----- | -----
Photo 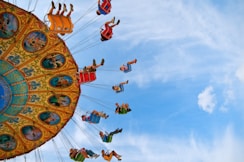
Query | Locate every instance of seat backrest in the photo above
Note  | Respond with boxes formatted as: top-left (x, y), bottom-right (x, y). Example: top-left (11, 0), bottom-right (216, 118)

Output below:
top-left (101, 1), bottom-right (111, 13)
top-left (48, 14), bottom-right (73, 34)
top-left (78, 71), bottom-right (96, 84)
top-left (89, 113), bottom-right (100, 124)
top-left (107, 135), bottom-right (113, 142)
top-left (74, 153), bottom-right (85, 161)
top-left (101, 27), bottom-right (113, 40)
top-left (115, 84), bottom-right (124, 93)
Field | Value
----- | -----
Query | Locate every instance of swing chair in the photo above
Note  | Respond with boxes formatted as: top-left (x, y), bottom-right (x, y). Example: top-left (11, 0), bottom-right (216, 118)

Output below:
top-left (69, 149), bottom-right (86, 162)
top-left (100, 26), bottom-right (113, 41)
top-left (97, 0), bottom-right (112, 15)
top-left (67, 117), bottom-right (104, 161)
top-left (47, 13), bottom-right (74, 34)
top-left (78, 71), bottom-right (97, 84)
top-left (81, 109), bottom-right (109, 124)
top-left (84, 112), bottom-right (101, 124)
top-left (104, 134), bottom-right (113, 143)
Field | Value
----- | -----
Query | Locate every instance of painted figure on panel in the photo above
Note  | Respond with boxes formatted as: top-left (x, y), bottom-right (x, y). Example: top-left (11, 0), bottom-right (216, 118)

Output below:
top-left (49, 94), bottom-right (71, 107)
top-left (39, 111), bottom-right (61, 125)
top-left (0, 13), bottom-right (18, 38)
top-left (21, 125), bottom-right (42, 141)
top-left (23, 31), bottom-right (47, 52)
top-left (49, 75), bottom-right (73, 88)
top-left (0, 134), bottom-right (17, 151)
top-left (42, 53), bottom-right (65, 69)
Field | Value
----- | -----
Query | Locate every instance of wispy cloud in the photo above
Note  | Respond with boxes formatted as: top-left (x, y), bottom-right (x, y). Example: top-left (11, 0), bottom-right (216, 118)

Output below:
top-left (235, 65), bottom-right (244, 82)
top-left (115, 0), bottom-right (243, 51)
top-left (114, 125), bottom-right (244, 162)
top-left (109, 0), bottom-right (244, 114)
top-left (111, 0), bottom-right (244, 87)
top-left (14, 124), bottom-right (244, 162)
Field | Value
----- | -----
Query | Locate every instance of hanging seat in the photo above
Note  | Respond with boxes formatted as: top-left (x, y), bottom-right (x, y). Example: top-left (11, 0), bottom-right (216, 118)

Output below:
top-left (70, 152), bottom-right (85, 162)
top-left (107, 135), bottom-right (113, 142)
top-left (101, 27), bottom-right (113, 40)
top-left (78, 71), bottom-right (96, 84)
top-left (47, 14), bottom-right (73, 34)
top-left (100, 0), bottom-right (111, 14)
top-left (88, 113), bottom-right (101, 124)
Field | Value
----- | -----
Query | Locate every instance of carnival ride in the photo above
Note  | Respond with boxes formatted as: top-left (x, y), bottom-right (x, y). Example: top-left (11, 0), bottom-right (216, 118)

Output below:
top-left (0, 0), bottom-right (135, 161)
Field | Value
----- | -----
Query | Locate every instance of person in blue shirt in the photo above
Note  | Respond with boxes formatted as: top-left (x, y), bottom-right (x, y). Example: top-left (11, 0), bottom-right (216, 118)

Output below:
top-left (112, 80), bottom-right (128, 93)
top-left (120, 59), bottom-right (137, 73)
top-left (81, 110), bottom-right (109, 124)
top-left (96, 0), bottom-right (111, 15)
top-left (99, 128), bottom-right (122, 143)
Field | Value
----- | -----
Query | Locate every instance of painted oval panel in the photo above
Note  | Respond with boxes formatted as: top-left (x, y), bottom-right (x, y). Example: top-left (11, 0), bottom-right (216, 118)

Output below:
top-left (49, 75), bottom-right (73, 88)
top-left (21, 125), bottom-right (42, 141)
top-left (41, 53), bottom-right (66, 69)
top-left (0, 134), bottom-right (17, 151)
top-left (23, 31), bottom-right (47, 52)
top-left (39, 111), bottom-right (61, 125)
top-left (0, 12), bottom-right (18, 39)
top-left (48, 94), bottom-right (71, 107)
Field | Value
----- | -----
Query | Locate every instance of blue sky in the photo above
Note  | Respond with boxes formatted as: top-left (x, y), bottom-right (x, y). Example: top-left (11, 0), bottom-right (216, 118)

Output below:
top-left (3, 0), bottom-right (244, 162)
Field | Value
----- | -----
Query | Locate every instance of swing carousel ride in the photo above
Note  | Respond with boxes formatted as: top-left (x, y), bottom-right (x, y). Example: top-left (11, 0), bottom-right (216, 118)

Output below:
top-left (0, 0), bottom-right (135, 161)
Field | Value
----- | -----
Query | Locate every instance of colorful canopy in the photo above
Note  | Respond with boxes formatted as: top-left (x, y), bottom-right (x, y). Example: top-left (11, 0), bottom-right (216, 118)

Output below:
top-left (0, 1), bottom-right (80, 159)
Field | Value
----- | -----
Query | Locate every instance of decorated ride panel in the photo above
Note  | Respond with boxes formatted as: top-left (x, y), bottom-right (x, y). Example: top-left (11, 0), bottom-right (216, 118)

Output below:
top-left (0, 1), bottom-right (80, 160)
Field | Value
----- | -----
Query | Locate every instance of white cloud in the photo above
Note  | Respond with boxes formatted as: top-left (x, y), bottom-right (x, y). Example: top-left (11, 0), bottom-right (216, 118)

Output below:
top-left (105, 125), bottom-right (244, 162)
top-left (220, 88), bottom-right (235, 112)
top-left (198, 86), bottom-right (216, 113)
top-left (110, 0), bottom-right (244, 89)
top-left (114, 0), bottom-right (243, 52)
top-left (235, 65), bottom-right (244, 82)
